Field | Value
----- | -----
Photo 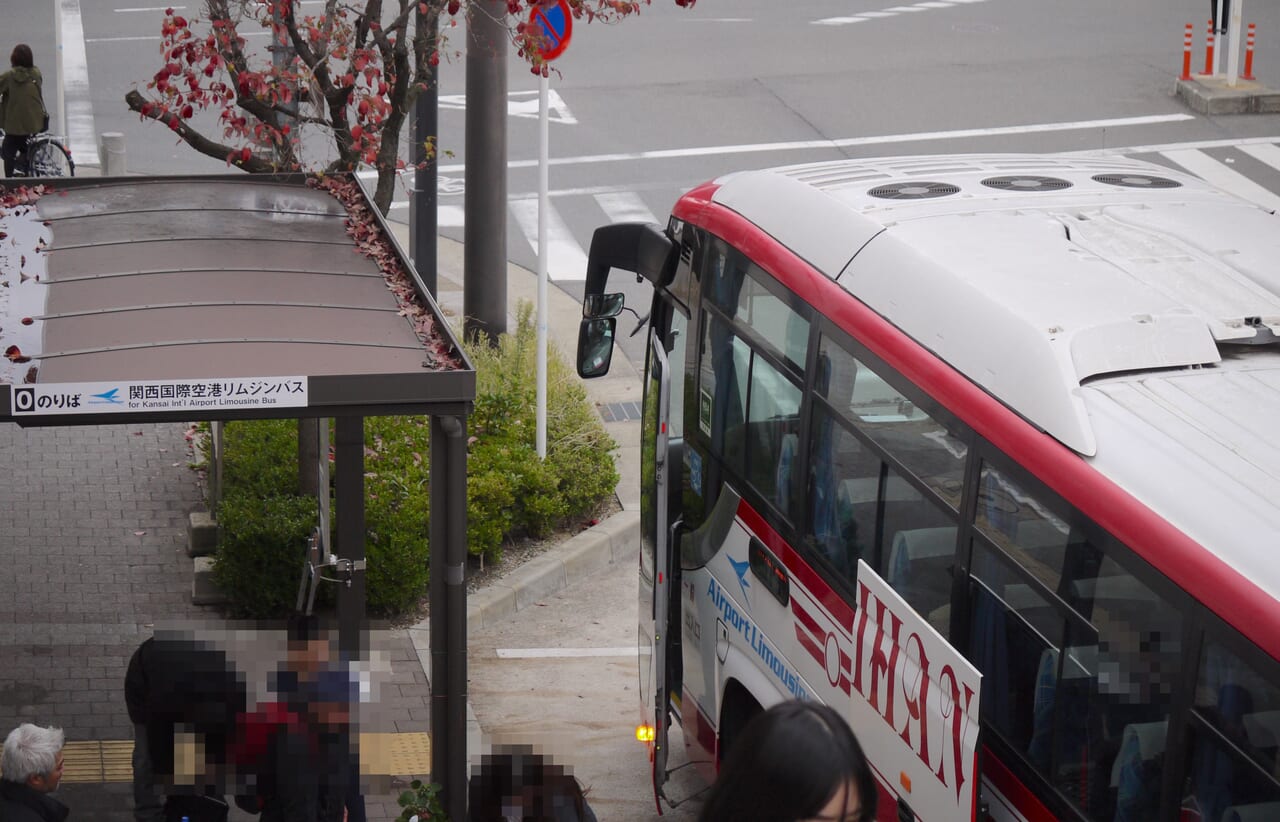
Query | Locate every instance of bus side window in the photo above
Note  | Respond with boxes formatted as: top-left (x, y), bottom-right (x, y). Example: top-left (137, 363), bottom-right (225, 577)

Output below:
top-left (806, 406), bottom-right (875, 582)
top-left (1181, 640), bottom-right (1280, 822)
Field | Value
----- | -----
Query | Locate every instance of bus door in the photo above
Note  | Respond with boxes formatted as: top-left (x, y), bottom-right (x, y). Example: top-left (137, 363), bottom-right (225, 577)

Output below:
top-left (639, 325), bottom-right (676, 811)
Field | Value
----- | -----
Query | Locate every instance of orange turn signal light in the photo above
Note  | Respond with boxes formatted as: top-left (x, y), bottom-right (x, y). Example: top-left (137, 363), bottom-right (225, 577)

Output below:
top-left (636, 724), bottom-right (656, 743)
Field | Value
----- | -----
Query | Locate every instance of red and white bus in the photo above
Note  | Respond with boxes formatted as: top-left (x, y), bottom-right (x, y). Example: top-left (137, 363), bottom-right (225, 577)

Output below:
top-left (576, 154), bottom-right (1280, 822)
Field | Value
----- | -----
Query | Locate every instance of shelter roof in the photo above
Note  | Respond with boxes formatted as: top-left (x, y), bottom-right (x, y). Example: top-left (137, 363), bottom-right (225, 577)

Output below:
top-left (0, 174), bottom-right (472, 425)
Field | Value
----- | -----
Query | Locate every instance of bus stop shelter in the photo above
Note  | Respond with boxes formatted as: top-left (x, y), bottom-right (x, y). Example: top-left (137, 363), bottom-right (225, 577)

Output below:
top-left (0, 173), bottom-right (474, 818)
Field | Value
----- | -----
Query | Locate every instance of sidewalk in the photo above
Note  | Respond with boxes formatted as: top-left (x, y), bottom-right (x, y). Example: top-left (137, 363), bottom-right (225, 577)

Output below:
top-left (0, 208), bottom-right (643, 820)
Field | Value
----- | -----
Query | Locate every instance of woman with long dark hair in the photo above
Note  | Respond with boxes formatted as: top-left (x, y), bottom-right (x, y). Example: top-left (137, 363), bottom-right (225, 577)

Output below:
top-left (0, 43), bottom-right (47, 177)
top-left (698, 701), bottom-right (877, 822)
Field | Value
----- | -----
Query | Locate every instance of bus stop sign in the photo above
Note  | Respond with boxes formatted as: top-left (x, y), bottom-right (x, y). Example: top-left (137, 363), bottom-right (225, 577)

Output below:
top-left (529, 0), bottom-right (573, 62)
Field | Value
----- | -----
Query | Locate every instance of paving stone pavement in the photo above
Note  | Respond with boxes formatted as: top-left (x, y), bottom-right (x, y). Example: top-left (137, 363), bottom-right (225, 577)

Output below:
top-left (0, 421), bottom-right (428, 821)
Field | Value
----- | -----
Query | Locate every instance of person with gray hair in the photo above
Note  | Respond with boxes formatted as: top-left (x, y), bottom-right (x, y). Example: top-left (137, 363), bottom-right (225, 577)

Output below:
top-left (0, 723), bottom-right (69, 821)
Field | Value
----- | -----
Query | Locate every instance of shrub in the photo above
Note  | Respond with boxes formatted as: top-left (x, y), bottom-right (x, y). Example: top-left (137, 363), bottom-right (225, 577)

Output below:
top-left (465, 302), bottom-right (618, 560)
top-left (206, 302), bottom-right (618, 617)
top-left (212, 490), bottom-right (317, 617)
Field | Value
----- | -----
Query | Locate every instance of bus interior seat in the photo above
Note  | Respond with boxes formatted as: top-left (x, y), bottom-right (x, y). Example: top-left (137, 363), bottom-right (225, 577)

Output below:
top-left (887, 526), bottom-right (956, 610)
top-left (1029, 646), bottom-right (1099, 772)
top-left (1109, 720), bottom-right (1168, 788)
top-left (1243, 710), bottom-right (1280, 750)
top-left (1223, 803), bottom-right (1280, 822)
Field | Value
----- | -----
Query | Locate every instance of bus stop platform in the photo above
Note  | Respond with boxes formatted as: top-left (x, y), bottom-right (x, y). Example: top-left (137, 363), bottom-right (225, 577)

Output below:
top-left (1176, 74), bottom-right (1280, 114)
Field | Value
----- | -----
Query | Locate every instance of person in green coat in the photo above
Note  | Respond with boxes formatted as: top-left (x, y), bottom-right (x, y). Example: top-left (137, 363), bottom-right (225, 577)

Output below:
top-left (0, 44), bottom-right (48, 177)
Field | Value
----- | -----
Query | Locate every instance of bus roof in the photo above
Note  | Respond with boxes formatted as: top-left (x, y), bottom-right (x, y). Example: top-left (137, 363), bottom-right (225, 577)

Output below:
top-left (709, 154), bottom-right (1280, 596)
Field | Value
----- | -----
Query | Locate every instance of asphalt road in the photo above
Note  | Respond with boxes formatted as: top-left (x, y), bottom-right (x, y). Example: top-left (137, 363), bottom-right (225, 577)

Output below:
top-left (467, 543), bottom-right (705, 821)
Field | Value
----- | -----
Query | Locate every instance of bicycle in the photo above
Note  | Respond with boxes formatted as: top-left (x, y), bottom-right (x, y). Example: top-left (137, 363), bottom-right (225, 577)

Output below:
top-left (0, 126), bottom-right (75, 177)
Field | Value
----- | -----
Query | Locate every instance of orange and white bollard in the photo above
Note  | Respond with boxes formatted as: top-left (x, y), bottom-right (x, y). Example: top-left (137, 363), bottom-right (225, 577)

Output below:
top-left (1204, 19), bottom-right (1216, 75)
top-left (1242, 22), bottom-right (1257, 81)
top-left (1181, 23), bottom-right (1194, 80)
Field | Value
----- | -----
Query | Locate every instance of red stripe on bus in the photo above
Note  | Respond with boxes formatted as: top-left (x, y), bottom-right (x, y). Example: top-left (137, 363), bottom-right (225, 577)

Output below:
top-left (982, 745), bottom-right (1058, 822)
top-left (734, 499), bottom-right (856, 630)
top-left (676, 191), bottom-right (1280, 663)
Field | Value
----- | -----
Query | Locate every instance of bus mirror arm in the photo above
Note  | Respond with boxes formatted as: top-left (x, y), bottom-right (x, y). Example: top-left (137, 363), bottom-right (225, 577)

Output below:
top-left (584, 222), bottom-right (677, 296)
top-left (629, 308), bottom-right (650, 338)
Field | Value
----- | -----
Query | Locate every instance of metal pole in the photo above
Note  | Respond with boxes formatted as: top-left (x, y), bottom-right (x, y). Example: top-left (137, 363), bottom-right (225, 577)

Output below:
top-left (464, 0), bottom-right (508, 345)
top-left (536, 72), bottom-right (549, 460)
top-left (1226, 0), bottom-right (1244, 85)
top-left (1215, 0), bottom-right (1226, 74)
top-left (411, 5), bottom-right (440, 297)
top-left (54, 0), bottom-right (65, 135)
top-left (431, 414), bottom-right (468, 822)
top-left (335, 415), bottom-right (366, 660)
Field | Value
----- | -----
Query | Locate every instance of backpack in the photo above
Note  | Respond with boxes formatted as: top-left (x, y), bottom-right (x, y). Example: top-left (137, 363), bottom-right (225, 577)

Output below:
top-left (228, 701), bottom-right (305, 813)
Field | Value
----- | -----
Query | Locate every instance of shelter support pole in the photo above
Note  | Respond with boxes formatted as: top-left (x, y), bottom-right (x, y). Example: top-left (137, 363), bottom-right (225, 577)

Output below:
top-left (430, 414), bottom-right (468, 822)
top-left (336, 415), bottom-right (366, 659)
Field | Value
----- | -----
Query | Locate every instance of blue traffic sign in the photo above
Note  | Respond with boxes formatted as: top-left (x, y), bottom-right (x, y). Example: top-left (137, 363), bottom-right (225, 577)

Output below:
top-left (529, 0), bottom-right (573, 62)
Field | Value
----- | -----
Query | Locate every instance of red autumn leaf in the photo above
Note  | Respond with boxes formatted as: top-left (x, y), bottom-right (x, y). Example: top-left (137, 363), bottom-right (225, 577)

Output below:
top-left (21, 317), bottom-right (33, 325)
top-left (5, 345), bottom-right (30, 363)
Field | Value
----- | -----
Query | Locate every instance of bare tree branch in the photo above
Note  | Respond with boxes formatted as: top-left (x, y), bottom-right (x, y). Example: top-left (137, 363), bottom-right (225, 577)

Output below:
top-left (125, 89), bottom-right (275, 172)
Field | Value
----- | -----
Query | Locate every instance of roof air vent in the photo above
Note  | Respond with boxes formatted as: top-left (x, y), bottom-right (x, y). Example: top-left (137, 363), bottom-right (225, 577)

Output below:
top-left (867, 181), bottom-right (960, 200)
top-left (981, 175), bottom-right (1073, 192)
top-left (1091, 173), bottom-right (1181, 189)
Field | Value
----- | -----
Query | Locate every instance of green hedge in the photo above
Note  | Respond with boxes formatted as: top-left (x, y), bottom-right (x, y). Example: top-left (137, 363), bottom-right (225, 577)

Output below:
top-left (208, 303), bottom-right (618, 617)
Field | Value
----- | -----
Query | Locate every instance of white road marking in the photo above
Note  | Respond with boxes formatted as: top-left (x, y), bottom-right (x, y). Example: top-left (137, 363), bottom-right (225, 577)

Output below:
top-left (386, 202), bottom-right (466, 227)
top-left (58, 0), bottom-right (98, 165)
top-left (1160, 148), bottom-right (1280, 211)
top-left (1237, 142), bottom-right (1280, 173)
top-left (436, 114), bottom-right (1197, 173)
top-left (594, 191), bottom-right (659, 225)
top-left (439, 89), bottom-right (576, 124)
top-left (885, 5), bottom-right (930, 11)
top-left (496, 647), bottom-right (639, 659)
top-left (510, 198), bottom-right (589, 282)
top-left (855, 11), bottom-right (899, 17)
top-left (1065, 135), bottom-right (1280, 156)
top-left (88, 31), bottom-right (268, 42)
top-left (814, 17), bottom-right (870, 25)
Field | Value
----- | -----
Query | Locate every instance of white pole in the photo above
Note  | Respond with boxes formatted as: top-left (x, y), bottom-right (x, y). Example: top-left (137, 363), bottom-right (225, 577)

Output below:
top-left (1214, 0), bottom-right (1226, 75)
top-left (1226, 0), bottom-right (1245, 85)
top-left (536, 71), bottom-right (549, 461)
top-left (54, 1), bottom-right (65, 134)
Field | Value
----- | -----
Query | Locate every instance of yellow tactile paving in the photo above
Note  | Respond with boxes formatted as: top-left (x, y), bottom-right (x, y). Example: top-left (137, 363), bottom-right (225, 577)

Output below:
top-left (51, 734), bottom-right (431, 783)
top-left (358, 731), bottom-right (431, 777)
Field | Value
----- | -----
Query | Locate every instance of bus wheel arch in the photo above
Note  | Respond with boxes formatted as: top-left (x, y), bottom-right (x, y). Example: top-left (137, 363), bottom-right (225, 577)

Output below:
top-left (717, 679), bottom-right (762, 768)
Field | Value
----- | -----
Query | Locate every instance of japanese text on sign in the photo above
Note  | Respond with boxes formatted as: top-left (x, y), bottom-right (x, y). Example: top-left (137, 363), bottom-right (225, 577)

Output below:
top-left (10, 377), bottom-right (309, 416)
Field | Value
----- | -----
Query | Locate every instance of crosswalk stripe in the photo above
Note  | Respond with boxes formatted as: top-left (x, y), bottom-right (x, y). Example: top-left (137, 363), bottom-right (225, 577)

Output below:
top-left (510, 198), bottom-right (589, 282)
top-left (1237, 142), bottom-right (1280, 174)
top-left (1160, 148), bottom-right (1280, 212)
top-left (594, 191), bottom-right (660, 225)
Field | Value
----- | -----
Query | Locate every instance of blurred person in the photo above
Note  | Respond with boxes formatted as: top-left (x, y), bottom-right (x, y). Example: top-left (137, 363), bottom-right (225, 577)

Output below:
top-left (697, 701), bottom-right (876, 822)
top-left (468, 744), bottom-right (596, 822)
top-left (125, 637), bottom-right (165, 822)
top-left (0, 723), bottom-right (68, 822)
top-left (124, 633), bottom-right (246, 822)
top-left (0, 44), bottom-right (48, 177)
top-left (254, 666), bottom-right (356, 822)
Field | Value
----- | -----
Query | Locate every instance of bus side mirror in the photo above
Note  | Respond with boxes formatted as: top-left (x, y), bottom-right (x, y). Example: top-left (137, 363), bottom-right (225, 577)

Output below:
top-left (577, 317), bottom-right (616, 379)
top-left (584, 292), bottom-right (626, 319)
